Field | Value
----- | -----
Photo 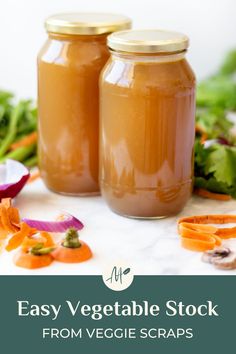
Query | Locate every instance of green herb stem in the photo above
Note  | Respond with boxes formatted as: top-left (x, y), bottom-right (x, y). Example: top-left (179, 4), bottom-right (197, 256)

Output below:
top-left (24, 155), bottom-right (38, 167)
top-left (0, 144), bottom-right (36, 164)
top-left (0, 102), bottom-right (24, 157)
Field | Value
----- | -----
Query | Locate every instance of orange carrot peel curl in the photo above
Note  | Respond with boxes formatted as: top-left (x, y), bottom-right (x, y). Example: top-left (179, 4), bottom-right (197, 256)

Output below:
top-left (13, 231), bottom-right (55, 269)
top-left (0, 198), bottom-right (34, 250)
top-left (178, 214), bottom-right (236, 252)
top-left (194, 188), bottom-right (231, 201)
top-left (5, 222), bottom-right (36, 251)
top-left (0, 198), bottom-right (53, 253)
top-left (0, 198), bottom-right (20, 235)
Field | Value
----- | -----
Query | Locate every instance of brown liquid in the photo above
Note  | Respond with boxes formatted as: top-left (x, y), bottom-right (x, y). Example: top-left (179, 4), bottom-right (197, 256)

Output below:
top-left (100, 53), bottom-right (196, 217)
top-left (38, 33), bottom-right (110, 195)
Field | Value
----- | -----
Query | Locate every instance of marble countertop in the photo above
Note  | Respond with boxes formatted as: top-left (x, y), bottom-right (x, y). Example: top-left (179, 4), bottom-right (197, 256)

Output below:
top-left (1, 178), bottom-right (236, 276)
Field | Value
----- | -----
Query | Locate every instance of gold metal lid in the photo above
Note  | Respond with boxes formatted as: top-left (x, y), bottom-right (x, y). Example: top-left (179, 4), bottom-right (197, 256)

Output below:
top-left (108, 29), bottom-right (189, 53)
top-left (45, 13), bottom-right (132, 35)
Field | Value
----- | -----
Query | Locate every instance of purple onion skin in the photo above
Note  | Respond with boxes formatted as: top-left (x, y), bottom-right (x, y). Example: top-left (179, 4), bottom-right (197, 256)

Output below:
top-left (217, 137), bottom-right (231, 146)
top-left (22, 215), bottom-right (84, 233)
top-left (0, 173), bottom-right (30, 200)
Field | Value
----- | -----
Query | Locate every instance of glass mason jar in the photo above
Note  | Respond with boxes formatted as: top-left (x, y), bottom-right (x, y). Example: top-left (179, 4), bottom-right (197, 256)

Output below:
top-left (100, 30), bottom-right (196, 218)
top-left (38, 13), bottom-right (131, 195)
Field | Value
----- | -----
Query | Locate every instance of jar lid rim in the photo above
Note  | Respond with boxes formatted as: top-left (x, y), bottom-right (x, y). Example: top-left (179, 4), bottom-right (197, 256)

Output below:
top-left (108, 29), bottom-right (189, 53)
top-left (45, 13), bottom-right (132, 35)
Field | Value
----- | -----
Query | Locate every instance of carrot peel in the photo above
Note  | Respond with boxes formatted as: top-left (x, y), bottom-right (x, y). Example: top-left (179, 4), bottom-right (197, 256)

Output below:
top-left (194, 188), bottom-right (231, 201)
top-left (6, 222), bottom-right (36, 251)
top-left (178, 214), bottom-right (236, 252)
top-left (0, 198), bottom-right (20, 234)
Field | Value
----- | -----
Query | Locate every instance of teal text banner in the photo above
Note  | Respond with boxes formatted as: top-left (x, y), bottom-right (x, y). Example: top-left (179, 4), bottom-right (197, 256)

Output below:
top-left (0, 276), bottom-right (234, 353)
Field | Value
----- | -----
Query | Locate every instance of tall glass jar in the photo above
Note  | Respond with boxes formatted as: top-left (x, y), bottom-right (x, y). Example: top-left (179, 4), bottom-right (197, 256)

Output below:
top-left (100, 30), bottom-right (196, 218)
top-left (38, 13), bottom-right (131, 195)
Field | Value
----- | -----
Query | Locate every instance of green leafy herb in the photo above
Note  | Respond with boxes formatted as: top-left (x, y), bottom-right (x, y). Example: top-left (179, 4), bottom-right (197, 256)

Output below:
top-left (194, 48), bottom-right (236, 198)
top-left (219, 49), bottom-right (236, 75)
top-left (0, 90), bottom-right (37, 166)
top-left (205, 145), bottom-right (236, 185)
top-left (197, 75), bottom-right (236, 111)
top-left (196, 107), bottom-right (233, 140)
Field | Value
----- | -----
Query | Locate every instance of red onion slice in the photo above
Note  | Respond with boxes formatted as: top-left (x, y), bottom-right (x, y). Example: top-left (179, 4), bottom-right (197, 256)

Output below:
top-left (0, 159), bottom-right (30, 200)
top-left (22, 214), bottom-right (84, 232)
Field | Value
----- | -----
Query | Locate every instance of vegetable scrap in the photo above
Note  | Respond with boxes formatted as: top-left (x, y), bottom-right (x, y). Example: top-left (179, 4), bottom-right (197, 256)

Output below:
top-left (194, 188), bottom-right (232, 201)
top-left (195, 49), bottom-right (236, 199)
top-left (202, 247), bottom-right (236, 270)
top-left (0, 92), bottom-right (37, 166)
top-left (10, 131), bottom-right (37, 151)
top-left (5, 222), bottom-right (36, 251)
top-left (14, 232), bottom-right (55, 269)
top-left (0, 197), bottom-right (90, 269)
top-left (14, 251), bottom-right (53, 269)
top-left (22, 214), bottom-right (84, 232)
top-left (178, 214), bottom-right (236, 270)
top-left (52, 228), bottom-right (92, 263)
top-left (178, 222), bottom-right (221, 252)
top-left (0, 159), bottom-right (30, 199)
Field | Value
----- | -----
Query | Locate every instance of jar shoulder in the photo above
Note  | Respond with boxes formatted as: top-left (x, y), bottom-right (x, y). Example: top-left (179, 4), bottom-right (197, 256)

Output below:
top-left (101, 57), bottom-right (196, 90)
top-left (38, 37), bottom-right (109, 67)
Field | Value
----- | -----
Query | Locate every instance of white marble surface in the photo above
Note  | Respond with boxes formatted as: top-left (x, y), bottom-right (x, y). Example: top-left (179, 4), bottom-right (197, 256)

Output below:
top-left (1, 178), bottom-right (236, 276)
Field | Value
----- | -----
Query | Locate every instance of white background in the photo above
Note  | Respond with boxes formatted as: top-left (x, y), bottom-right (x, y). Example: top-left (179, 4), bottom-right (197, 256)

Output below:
top-left (0, 0), bottom-right (235, 99)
